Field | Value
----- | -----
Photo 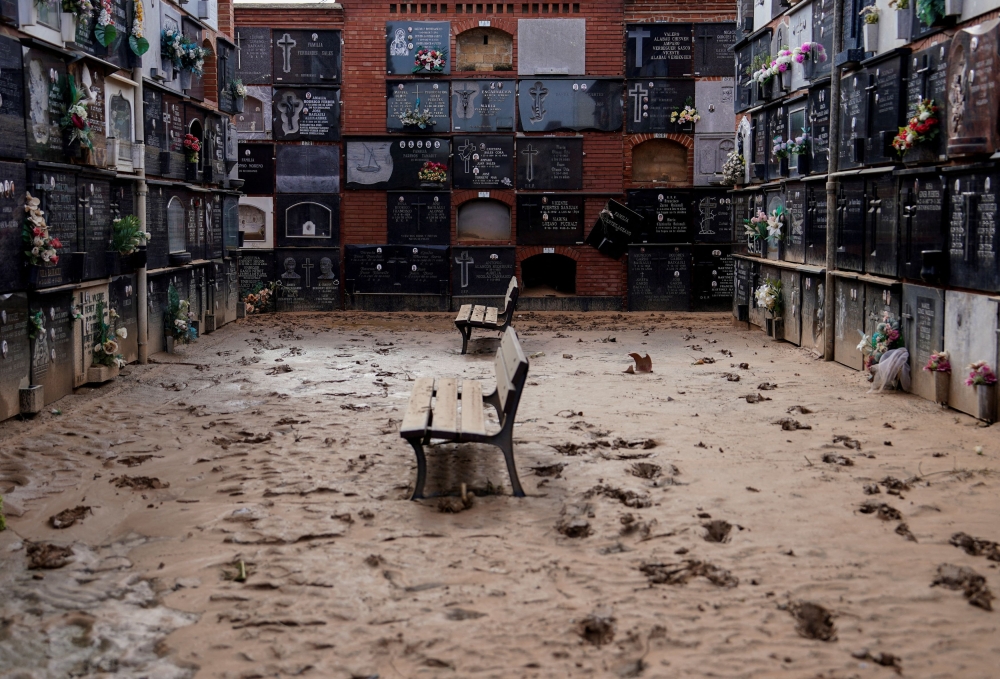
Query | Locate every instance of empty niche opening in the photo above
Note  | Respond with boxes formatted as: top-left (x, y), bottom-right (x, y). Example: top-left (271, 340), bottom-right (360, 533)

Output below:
top-left (457, 199), bottom-right (511, 240)
top-left (632, 139), bottom-right (688, 184)
top-left (521, 253), bottom-right (575, 296)
top-left (456, 27), bottom-right (513, 71)
top-left (167, 196), bottom-right (186, 253)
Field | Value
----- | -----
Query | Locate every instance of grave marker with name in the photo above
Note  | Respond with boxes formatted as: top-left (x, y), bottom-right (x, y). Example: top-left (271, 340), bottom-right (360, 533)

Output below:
top-left (810, 0), bottom-right (834, 81)
top-left (24, 47), bottom-right (67, 163)
top-left (272, 86), bottom-right (341, 141)
top-left (865, 52), bottom-right (907, 165)
top-left (452, 135), bottom-right (515, 190)
top-left (836, 178), bottom-right (865, 272)
top-left (865, 173), bottom-right (899, 278)
top-left (517, 79), bottom-right (624, 133)
top-left (274, 248), bottom-right (340, 311)
top-left (0, 293), bottom-right (29, 421)
top-left (237, 143), bottom-right (274, 195)
top-left (694, 23), bottom-right (738, 77)
top-left (452, 246), bottom-right (516, 297)
top-left (387, 81), bottom-right (450, 134)
top-left (626, 24), bottom-right (693, 78)
top-left (784, 181), bottom-right (806, 263)
top-left (276, 144), bottom-right (340, 193)
top-left (807, 83), bottom-right (830, 175)
top-left (692, 190), bottom-right (734, 244)
top-left (947, 22), bottom-right (1000, 156)
top-left (275, 194), bottom-right (340, 248)
top-left (273, 30), bottom-right (341, 85)
top-left (236, 27), bottom-right (272, 84)
top-left (0, 36), bottom-right (25, 159)
top-left (0, 162), bottom-right (26, 293)
top-left (839, 70), bottom-right (867, 170)
top-left (586, 199), bottom-right (644, 258)
top-left (238, 250), bottom-right (275, 298)
top-left (30, 168), bottom-right (77, 288)
top-left (625, 79), bottom-right (696, 135)
top-left (735, 44), bottom-right (753, 112)
top-left (516, 194), bottom-right (584, 245)
top-left (29, 292), bottom-right (74, 404)
top-left (628, 244), bottom-right (691, 311)
top-left (904, 41), bottom-right (949, 165)
top-left (387, 22), bottom-right (451, 75)
top-left (515, 137), bottom-right (582, 191)
top-left (388, 192), bottom-right (451, 245)
top-left (344, 245), bottom-right (450, 295)
top-left (346, 138), bottom-right (450, 191)
top-left (79, 177), bottom-right (111, 280)
top-left (109, 274), bottom-right (138, 362)
top-left (627, 190), bottom-right (692, 243)
top-left (805, 182), bottom-right (827, 266)
top-left (693, 244), bottom-right (734, 311)
top-left (145, 185), bottom-right (168, 269)
top-left (217, 40), bottom-right (239, 114)
top-left (899, 172), bottom-right (946, 281)
top-left (948, 170), bottom-right (1000, 293)
top-left (451, 79), bottom-right (516, 132)
top-left (143, 88), bottom-right (163, 174)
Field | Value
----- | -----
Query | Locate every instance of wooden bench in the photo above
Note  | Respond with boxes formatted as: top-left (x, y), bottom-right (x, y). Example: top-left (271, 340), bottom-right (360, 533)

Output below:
top-left (454, 276), bottom-right (519, 355)
top-left (400, 326), bottom-right (529, 500)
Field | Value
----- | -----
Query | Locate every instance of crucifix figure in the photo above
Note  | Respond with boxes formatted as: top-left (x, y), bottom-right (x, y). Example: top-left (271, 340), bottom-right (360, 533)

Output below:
top-left (628, 82), bottom-right (648, 123)
top-left (455, 251), bottom-right (474, 288)
top-left (521, 144), bottom-right (539, 183)
top-left (302, 258), bottom-right (315, 287)
top-left (629, 27), bottom-right (651, 68)
top-left (698, 198), bottom-right (717, 235)
top-left (454, 82), bottom-right (478, 120)
top-left (458, 138), bottom-right (476, 173)
top-left (528, 81), bottom-right (548, 123)
top-left (277, 33), bottom-right (297, 74)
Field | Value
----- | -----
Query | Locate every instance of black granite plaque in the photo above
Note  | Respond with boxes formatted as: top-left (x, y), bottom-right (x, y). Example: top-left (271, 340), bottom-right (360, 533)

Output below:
top-left (386, 21), bottom-right (451, 76)
top-left (749, 31), bottom-right (772, 108)
top-left (451, 79), bottom-right (516, 133)
top-left (694, 23), bottom-right (738, 77)
top-left (387, 81), bottom-right (450, 134)
top-left (142, 88), bottom-right (163, 174)
top-left (625, 78), bottom-right (696, 135)
top-left (839, 70), bottom-right (867, 170)
top-left (29, 292), bottom-right (74, 403)
top-left (784, 181), bottom-right (807, 264)
top-left (207, 194), bottom-right (224, 260)
top-left (104, 0), bottom-right (133, 69)
top-left (274, 248), bottom-right (340, 311)
top-left (452, 246), bottom-right (515, 297)
top-left (344, 244), bottom-right (450, 295)
top-left (735, 44), bottom-right (753, 113)
top-left (452, 135), bottom-right (515, 190)
top-left (517, 194), bottom-right (584, 245)
top-left (900, 173), bottom-right (945, 281)
top-left (205, 113), bottom-right (227, 183)
top-left (841, 0), bottom-right (864, 53)
top-left (692, 190), bottom-right (734, 244)
top-left (273, 30), bottom-right (341, 85)
top-left (865, 53), bottom-right (907, 165)
top-left (628, 244), bottom-right (691, 311)
top-left (273, 87), bottom-right (340, 141)
top-left (162, 94), bottom-right (185, 179)
top-left (29, 168), bottom-right (77, 288)
top-left (238, 250), bottom-right (276, 298)
top-left (236, 27), bottom-right (272, 84)
top-left (223, 195), bottom-right (239, 252)
top-left (24, 47), bottom-right (67, 163)
top-left (186, 193), bottom-right (206, 260)
top-left (766, 102), bottom-right (787, 180)
top-left (238, 143), bottom-right (274, 195)
top-left (904, 41), bottom-right (949, 165)
top-left (627, 190), bottom-right (692, 243)
top-left (388, 191), bottom-right (451, 245)
top-left (586, 199), bottom-right (644, 258)
top-left (346, 138), bottom-right (450, 191)
top-left (948, 171), bottom-right (1000, 293)
top-left (0, 36), bottom-right (25, 159)
top-left (807, 83), bottom-right (831, 175)
top-left (276, 144), bottom-right (340, 193)
top-left (275, 194), bottom-right (340, 248)
top-left (144, 185), bottom-right (167, 269)
top-left (864, 174), bottom-right (898, 278)
top-left (908, 2), bottom-right (938, 42)
top-left (517, 79), bottom-right (624, 133)
top-left (805, 182), bottom-right (827, 266)
top-left (108, 274), bottom-right (138, 362)
top-left (0, 293), bottom-right (29, 421)
top-left (216, 40), bottom-right (239, 115)
top-left (79, 178), bottom-right (111, 280)
top-left (626, 24), bottom-right (693, 78)
top-left (836, 177), bottom-right (865, 272)
top-left (693, 244), bottom-right (734, 311)
top-left (810, 0), bottom-right (834, 81)
top-left (751, 109), bottom-right (768, 178)
top-left (0, 162), bottom-right (26, 293)
top-left (515, 137), bottom-right (582, 191)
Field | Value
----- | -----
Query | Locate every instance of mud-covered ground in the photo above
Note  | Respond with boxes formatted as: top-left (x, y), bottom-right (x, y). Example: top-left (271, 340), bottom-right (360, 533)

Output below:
top-left (1, 311), bottom-right (998, 679)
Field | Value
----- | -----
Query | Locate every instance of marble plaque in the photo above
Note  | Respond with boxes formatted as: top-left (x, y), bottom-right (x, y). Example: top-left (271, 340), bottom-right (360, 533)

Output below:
top-left (273, 30), bottom-right (341, 85)
top-left (451, 79), bottom-right (516, 132)
top-left (387, 80), bottom-right (450, 134)
top-left (516, 194), bottom-right (584, 245)
top-left (626, 23), bottom-right (693, 78)
top-left (694, 78), bottom-right (736, 134)
top-left (236, 27), bottom-right (272, 84)
top-left (517, 79), bottom-right (624, 133)
top-left (452, 246), bottom-right (516, 297)
top-left (518, 19), bottom-right (586, 76)
top-left (387, 21), bottom-right (451, 75)
top-left (235, 85), bottom-right (272, 140)
top-left (452, 135), bottom-right (515, 190)
top-left (346, 138), bottom-right (450, 191)
top-left (388, 192), bottom-right (451, 245)
top-left (238, 250), bottom-right (275, 299)
top-left (274, 248), bottom-right (340, 311)
top-left (902, 284), bottom-right (945, 402)
top-left (515, 137), bottom-right (583, 191)
top-left (625, 78), bottom-right (695, 135)
top-left (694, 134), bottom-right (736, 186)
top-left (276, 144), bottom-right (340, 194)
top-left (276, 194), bottom-right (340, 248)
top-left (628, 244), bottom-right (692, 311)
top-left (272, 86), bottom-right (340, 141)
top-left (692, 189), bottom-right (734, 244)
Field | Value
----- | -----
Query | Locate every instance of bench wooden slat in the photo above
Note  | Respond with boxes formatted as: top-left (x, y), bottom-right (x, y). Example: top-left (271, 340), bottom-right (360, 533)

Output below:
top-left (494, 349), bottom-right (511, 412)
top-left (400, 377), bottom-right (435, 437)
top-left (471, 305), bottom-right (487, 324)
top-left (430, 378), bottom-right (459, 435)
top-left (459, 379), bottom-right (486, 436)
top-left (455, 304), bottom-right (473, 323)
top-left (484, 307), bottom-right (499, 325)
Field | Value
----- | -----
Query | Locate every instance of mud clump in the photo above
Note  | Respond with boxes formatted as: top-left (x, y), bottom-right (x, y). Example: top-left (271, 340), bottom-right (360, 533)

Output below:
top-left (556, 518), bottom-right (592, 538)
top-left (822, 453), bottom-right (854, 466)
top-left (773, 418), bottom-right (812, 431)
top-left (112, 475), bottom-right (170, 490)
top-left (49, 506), bottom-right (92, 529)
top-left (26, 541), bottom-right (74, 569)
top-left (895, 523), bottom-right (917, 542)
top-left (949, 532), bottom-right (1000, 561)
top-left (703, 520), bottom-right (732, 543)
top-left (859, 501), bottom-right (902, 521)
top-left (832, 435), bottom-right (862, 450)
top-left (530, 463), bottom-right (566, 478)
top-left (629, 462), bottom-right (661, 479)
top-left (117, 455), bottom-right (154, 467)
top-left (640, 560), bottom-right (738, 588)
top-left (576, 612), bottom-right (615, 646)
top-left (932, 564), bottom-right (995, 611)
top-left (619, 513), bottom-right (656, 538)
top-left (585, 484), bottom-right (652, 509)
top-left (437, 493), bottom-right (475, 513)
top-left (788, 601), bottom-right (837, 641)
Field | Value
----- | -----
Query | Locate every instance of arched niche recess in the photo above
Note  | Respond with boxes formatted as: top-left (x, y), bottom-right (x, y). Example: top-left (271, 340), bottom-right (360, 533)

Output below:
top-left (456, 28), bottom-right (513, 72)
top-left (632, 139), bottom-right (688, 184)
top-left (457, 199), bottom-right (511, 241)
top-left (521, 253), bottom-right (576, 296)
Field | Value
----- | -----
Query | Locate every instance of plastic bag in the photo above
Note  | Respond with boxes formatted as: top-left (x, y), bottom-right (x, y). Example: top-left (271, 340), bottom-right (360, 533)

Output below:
top-left (869, 348), bottom-right (911, 393)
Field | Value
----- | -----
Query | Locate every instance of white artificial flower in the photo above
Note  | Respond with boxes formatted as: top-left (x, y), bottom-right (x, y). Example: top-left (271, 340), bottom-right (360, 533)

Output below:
top-left (116, 327), bottom-right (127, 339)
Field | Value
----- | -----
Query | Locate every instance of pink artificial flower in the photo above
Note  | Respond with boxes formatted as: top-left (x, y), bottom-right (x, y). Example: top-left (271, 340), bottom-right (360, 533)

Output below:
top-left (800, 43), bottom-right (811, 52)
top-left (778, 63), bottom-right (788, 72)
top-left (795, 54), bottom-right (805, 63)
top-left (50, 238), bottom-right (62, 248)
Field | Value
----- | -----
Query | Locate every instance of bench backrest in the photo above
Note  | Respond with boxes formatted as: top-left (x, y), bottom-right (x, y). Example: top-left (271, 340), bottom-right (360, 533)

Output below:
top-left (501, 276), bottom-right (519, 316)
top-left (494, 326), bottom-right (529, 415)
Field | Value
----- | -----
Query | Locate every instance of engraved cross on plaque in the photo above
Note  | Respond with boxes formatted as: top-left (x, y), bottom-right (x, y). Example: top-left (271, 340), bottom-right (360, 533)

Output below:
top-left (458, 138), bottom-right (476, 173)
top-left (302, 258), bottom-right (314, 287)
top-left (521, 144), bottom-right (539, 183)
top-left (696, 30), bottom-right (713, 67)
top-left (528, 81), bottom-right (548, 122)
top-left (628, 82), bottom-right (648, 123)
top-left (454, 82), bottom-right (477, 119)
top-left (629, 27), bottom-right (651, 68)
top-left (277, 33), bottom-right (297, 74)
top-left (455, 250), bottom-right (474, 288)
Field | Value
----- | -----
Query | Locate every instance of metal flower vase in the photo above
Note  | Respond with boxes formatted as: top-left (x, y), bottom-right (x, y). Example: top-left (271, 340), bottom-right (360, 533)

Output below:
top-left (934, 371), bottom-right (949, 405)
top-left (978, 383), bottom-right (996, 423)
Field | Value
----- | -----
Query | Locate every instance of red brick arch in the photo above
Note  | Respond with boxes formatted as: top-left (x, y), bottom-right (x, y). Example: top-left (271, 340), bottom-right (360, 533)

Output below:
top-left (452, 190), bottom-right (516, 208)
top-left (516, 246), bottom-right (582, 263)
top-left (453, 18), bottom-right (515, 36)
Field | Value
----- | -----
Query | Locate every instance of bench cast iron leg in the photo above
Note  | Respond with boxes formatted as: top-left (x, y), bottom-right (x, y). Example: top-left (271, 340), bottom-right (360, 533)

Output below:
top-left (495, 429), bottom-right (525, 498)
top-left (459, 326), bottom-right (472, 355)
top-left (407, 437), bottom-right (428, 500)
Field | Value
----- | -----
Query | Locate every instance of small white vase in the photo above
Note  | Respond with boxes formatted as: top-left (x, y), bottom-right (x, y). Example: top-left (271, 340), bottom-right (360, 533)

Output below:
top-left (863, 22), bottom-right (879, 53)
top-left (945, 0), bottom-right (963, 17)
top-left (61, 12), bottom-right (77, 43)
top-left (896, 9), bottom-right (912, 40)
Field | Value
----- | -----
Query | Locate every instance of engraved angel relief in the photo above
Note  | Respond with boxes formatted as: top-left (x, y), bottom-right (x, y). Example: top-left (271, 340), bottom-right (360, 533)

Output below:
top-left (949, 49), bottom-right (967, 137)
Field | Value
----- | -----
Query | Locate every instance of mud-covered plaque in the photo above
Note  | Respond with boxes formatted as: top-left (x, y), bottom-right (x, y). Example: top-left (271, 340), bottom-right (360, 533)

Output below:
top-left (628, 244), bottom-right (692, 311)
top-left (451, 79), bottom-right (516, 132)
top-left (625, 79), bottom-right (696, 134)
top-left (236, 27), bottom-right (272, 84)
top-left (275, 144), bottom-right (340, 194)
top-left (626, 24), bottom-right (693, 78)
top-left (272, 86), bottom-right (340, 141)
top-left (627, 190), bottom-right (692, 243)
top-left (0, 36), bottom-right (25, 159)
top-left (0, 162), bottom-right (25, 293)
top-left (386, 21), bottom-right (451, 75)
top-left (23, 47), bottom-right (67, 162)
top-left (387, 81), bottom-right (449, 133)
top-left (452, 246), bottom-right (516, 297)
top-left (273, 30), bottom-right (341, 85)
top-left (238, 250), bottom-right (275, 298)
top-left (387, 192), bottom-right (451, 245)
top-left (517, 79), bottom-right (624, 133)
top-left (515, 137), bottom-right (583, 191)
top-left (0, 293), bottom-right (29, 422)
top-left (30, 292), bottom-right (75, 403)
top-left (586, 199), bottom-right (644, 258)
top-left (274, 248), bottom-right (340, 311)
top-left (30, 167), bottom-right (77, 288)
top-left (453, 135), bottom-right (514, 190)
top-left (238, 143), bottom-right (274, 195)
top-left (694, 23), bottom-right (738, 77)
top-left (275, 194), bottom-right (340, 248)
top-left (344, 244), bottom-right (450, 295)
top-left (346, 138), bottom-right (450, 191)
top-left (517, 194), bottom-right (584, 245)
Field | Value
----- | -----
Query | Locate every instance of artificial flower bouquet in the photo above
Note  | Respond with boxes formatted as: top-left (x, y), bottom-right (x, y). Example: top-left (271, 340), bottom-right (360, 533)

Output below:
top-left (413, 47), bottom-right (447, 73)
top-left (923, 351), bottom-right (951, 373)
top-left (111, 215), bottom-right (151, 256)
top-left (858, 311), bottom-right (904, 377)
top-left (23, 193), bottom-right (61, 267)
top-left (755, 278), bottom-right (783, 317)
top-left (965, 361), bottom-right (998, 387)
top-left (417, 161), bottom-right (447, 183)
top-left (722, 151), bottom-right (745, 186)
top-left (92, 300), bottom-right (127, 369)
top-left (183, 133), bottom-right (201, 164)
top-left (244, 282), bottom-right (278, 315)
top-left (892, 99), bottom-right (939, 157)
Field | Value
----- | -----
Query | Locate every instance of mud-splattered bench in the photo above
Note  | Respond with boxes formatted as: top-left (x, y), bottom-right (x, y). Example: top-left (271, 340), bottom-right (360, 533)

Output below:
top-left (453, 276), bottom-right (519, 355)
top-left (400, 326), bottom-right (529, 500)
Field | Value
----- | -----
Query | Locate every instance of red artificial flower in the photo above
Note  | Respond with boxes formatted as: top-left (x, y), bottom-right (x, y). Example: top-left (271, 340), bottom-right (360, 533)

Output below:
top-left (51, 255), bottom-right (59, 264)
top-left (32, 227), bottom-right (42, 236)
top-left (72, 114), bottom-right (86, 129)
top-left (926, 118), bottom-right (938, 127)
top-left (51, 238), bottom-right (62, 248)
